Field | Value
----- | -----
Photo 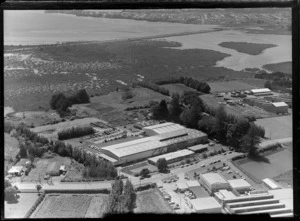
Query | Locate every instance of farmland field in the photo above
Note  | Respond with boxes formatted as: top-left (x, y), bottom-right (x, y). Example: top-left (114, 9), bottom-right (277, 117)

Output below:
top-left (263, 61), bottom-right (292, 74)
top-left (255, 115), bottom-right (292, 139)
top-left (5, 193), bottom-right (39, 219)
top-left (218, 42), bottom-right (276, 55)
top-left (236, 149), bottom-right (292, 181)
top-left (32, 194), bottom-right (108, 218)
top-left (160, 83), bottom-right (198, 96)
top-left (207, 80), bottom-right (257, 92)
top-left (4, 133), bottom-right (19, 170)
top-left (134, 189), bottom-right (174, 213)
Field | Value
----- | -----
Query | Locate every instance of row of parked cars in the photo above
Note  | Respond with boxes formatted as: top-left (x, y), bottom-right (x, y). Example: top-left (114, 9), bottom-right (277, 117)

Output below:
top-left (158, 186), bottom-right (180, 210)
top-left (183, 190), bottom-right (196, 199)
top-left (163, 176), bottom-right (179, 183)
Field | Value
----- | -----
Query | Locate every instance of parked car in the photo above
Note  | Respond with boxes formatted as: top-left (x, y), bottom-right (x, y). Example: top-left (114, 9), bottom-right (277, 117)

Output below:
top-left (44, 175), bottom-right (50, 180)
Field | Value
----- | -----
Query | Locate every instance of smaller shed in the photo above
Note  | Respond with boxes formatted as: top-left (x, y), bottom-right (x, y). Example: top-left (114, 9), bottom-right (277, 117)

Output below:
top-left (263, 178), bottom-right (281, 190)
top-left (8, 166), bottom-right (23, 176)
top-left (176, 182), bottom-right (189, 193)
top-left (272, 102), bottom-right (288, 114)
top-left (227, 179), bottom-right (252, 193)
top-left (46, 162), bottom-right (61, 176)
top-left (188, 144), bottom-right (208, 153)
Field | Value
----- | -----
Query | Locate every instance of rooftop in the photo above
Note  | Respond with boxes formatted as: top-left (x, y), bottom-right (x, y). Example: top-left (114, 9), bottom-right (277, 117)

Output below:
top-left (190, 197), bottom-right (222, 211)
top-left (186, 180), bottom-right (201, 188)
top-left (263, 178), bottom-right (281, 189)
top-left (272, 102), bottom-right (288, 107)
top-left (201, 172), bottom-right (228, 185)
top-left (218, 189), bottom-right (237, 199)
top-left (148, 149), bottom-right (194, 163)
top-left (143, 122), bottom-right (185, 135)
top-left (251, 88), bottom-right (271, 93)
top-left (188, 144), bottom-right (208, 152)
top-left (176, 182), bottom-right (189, 190)
top-left (227, 179), bottom-right (252, 189)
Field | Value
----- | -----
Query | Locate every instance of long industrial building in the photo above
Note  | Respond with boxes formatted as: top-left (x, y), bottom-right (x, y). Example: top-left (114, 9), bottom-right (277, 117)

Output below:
top-left (148, 149), bottom-right (195, 165)
top-left (98, 123), bottom-right (208, 165)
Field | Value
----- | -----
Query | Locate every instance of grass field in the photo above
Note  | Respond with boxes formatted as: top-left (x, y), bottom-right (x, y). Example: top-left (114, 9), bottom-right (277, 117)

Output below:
top-left (236, 149), bottom-right (292, 181)
top-left (207, 80), bottom-right (257, 92)
top-left (255, 115), bottom-right (292, 139)
top-left (134, 189), bottom-right (174, 213)
top-left (219, 42), bottom-right (276, 55)
top-left (160, 83), bottom-right (197, 96)
top-left (236, 78), bottom-right (266, 88)
top-left (263, 61), bottom-right (292, 74)
top-left (5, 193), bottom-right (39, 219)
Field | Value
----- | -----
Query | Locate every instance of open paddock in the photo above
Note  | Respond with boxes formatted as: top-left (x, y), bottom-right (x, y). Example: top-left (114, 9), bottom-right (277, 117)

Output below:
top-left (235, 149), bottom-right (292, 182)
top-left (5, 193), bottom-right (39, 219)
top-left (160, 83), bottom-right (197, 96)
top-left (134, 188), bottom-right (174, 214)
top-left (207, 80), bottom-right (257, 93)
top-left (255, 115), bottom-right (292, 140)
top-left (32, 194), bottom-right (108, 218)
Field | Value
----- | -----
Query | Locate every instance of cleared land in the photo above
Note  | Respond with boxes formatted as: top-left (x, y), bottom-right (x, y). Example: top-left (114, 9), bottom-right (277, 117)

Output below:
top-left (255, 115), bottom-right (292, 139)
top-left (134, 188), bottom-right (174, 213)
top-left (4, 133), bottom-right (19, 170)
top-left (32, 194), bottom-right (104, 218)
top-left (263, 61), bottom-right (292, 74)
top-left (219, 42), bottom-right (277, 55)
top-left (5, 193), bottom-right (39, 219)
top-left (84, 194), bottom-right (108, 218)
top-left (208, 80), bottom-right (257, 92)
top-left (236, 149), bottom-right (292, 181)
top-left (160, 83), bottom-right (197, 96)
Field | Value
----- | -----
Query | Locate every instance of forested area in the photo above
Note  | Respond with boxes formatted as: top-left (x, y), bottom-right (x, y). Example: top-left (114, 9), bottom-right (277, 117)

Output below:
top-left (58, 126), bottom-right (95, 140)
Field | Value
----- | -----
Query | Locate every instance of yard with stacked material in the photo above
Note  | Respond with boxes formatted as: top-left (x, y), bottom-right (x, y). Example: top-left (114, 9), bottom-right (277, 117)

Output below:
top-left (200, 94), bottom-right (276, 119)
top-left (255, 115), bottom-right (292, 140)
top-left (218, 42), bottom-right (276, 55)
top-left (207, 80), bottom-right (257, 93)
top-left (32, 194), bottom-right (108, 218)
top-left (134, 188), bottom-right (174, 213)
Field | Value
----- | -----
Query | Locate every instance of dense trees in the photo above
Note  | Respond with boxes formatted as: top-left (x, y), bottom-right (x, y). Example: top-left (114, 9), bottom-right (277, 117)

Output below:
top-left (151, 100), bottom-right (169, 120)
top-left (136, 81), bottom-right (169, 96)
top-left (122, 87), bottom-right (134, 100)
top-left (50, 89), bottom-right (90, 116)
top-left (140, 168), bottom-right (150, 178)
top-left (58, 126), bottom-right (95, 140)
top-left (5, 179), bottom-right (12, 188)
top-left (168, 93), bottom-right (182, 122)
top-left (241, 123), bottom-right (262, 156)
top-left (213, 105), bottom-right (229, 143)
top-left (256, 71), bottom-right (292, 94)
top-left (105, 178), bottom-right (136, 215)
top-left (5, 186), bottom-right (17, 202)
top-left (157, 158), bottom-right (168, 172)
top-left (83, 161), bottom-right (118, 179)
top-left (156, 76), bottom-right (211, 93)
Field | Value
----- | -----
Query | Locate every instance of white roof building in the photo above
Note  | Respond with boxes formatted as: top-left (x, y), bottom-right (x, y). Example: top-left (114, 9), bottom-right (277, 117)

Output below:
top-left (251, 88), bottom-right (271, 94)
top-left (8, 166), bottom-right (23, 175)
top-left (272, 102), bottom-right (288, 107)
top-left (190, 197), bottom-right (222, 213)
top-left (263, 178), bottom-right (281, 190)
top-left (227, 179), bottom-right (252, 193)
top-left (200, 172), bottom-right (230, 191)
top-left (186, 180), bottom-right (201, 188)
top-left (215, 189), bottom-right (237, 200)
top-left (176, 182), bottom-right (189, 191)
top-left (143, 122), bottom-right (185, 136)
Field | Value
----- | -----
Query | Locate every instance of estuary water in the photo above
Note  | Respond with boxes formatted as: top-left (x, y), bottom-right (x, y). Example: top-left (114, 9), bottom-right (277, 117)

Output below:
top-left (4, 10), bottom-right (291, 71)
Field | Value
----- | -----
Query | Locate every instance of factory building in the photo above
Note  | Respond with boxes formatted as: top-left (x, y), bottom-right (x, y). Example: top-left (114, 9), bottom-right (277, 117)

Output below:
top-left (250, 88), bottom-right (273, 96)
top-left (200, 172), bottom-right (230, 192)
top-left (188, 144), bottom-right (208, 153)
top-left (143, 122), bottom-right (185, 136)
top-left (148, 149), bottom-right (195, 165)
top-left (190, 197), bottom-right (222, 213)
top-left (243, 97), bottom-right (288, 114)
top-left (99, 125), bottom-right (207, 165)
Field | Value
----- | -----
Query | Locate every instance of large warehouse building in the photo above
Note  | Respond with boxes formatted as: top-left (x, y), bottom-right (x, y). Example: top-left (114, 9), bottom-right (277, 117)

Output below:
top-left (250, 88), bottom-right (273, 96)
top-left (143, 122), bottom-right (185, 136)
top-left (190, 197), bottom-right (222, 213)
top-left (98, 125), bottom-right (208, 165)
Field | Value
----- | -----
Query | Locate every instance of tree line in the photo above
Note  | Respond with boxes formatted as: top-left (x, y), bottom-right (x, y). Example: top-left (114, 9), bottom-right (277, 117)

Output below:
top-left (156, 76), bottom-right (211, 94)
top-left (150, 91), bottom-right (265, 155)
top-left (50, 89), bottom-right (90, 116)
top-left (134, 81), bottom-right (170, 96)
top-left (105, 178), bottom-right (136, 215)
top-left (58, 126), bottom-right (95, 140)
